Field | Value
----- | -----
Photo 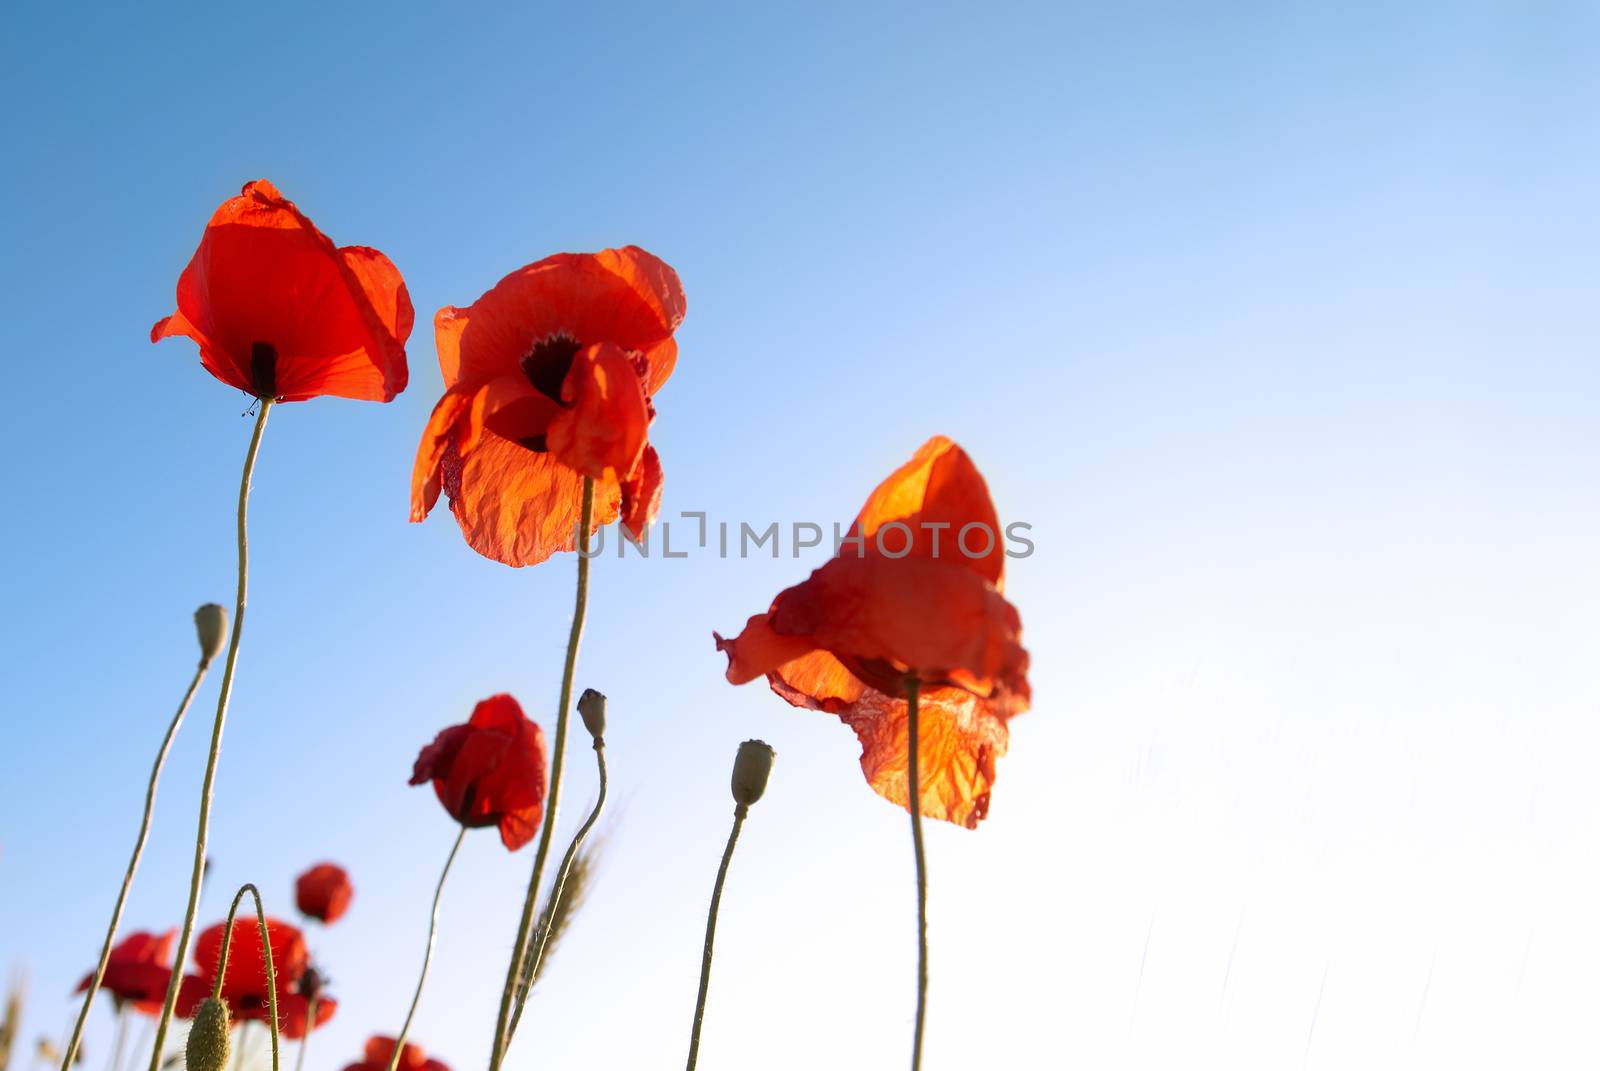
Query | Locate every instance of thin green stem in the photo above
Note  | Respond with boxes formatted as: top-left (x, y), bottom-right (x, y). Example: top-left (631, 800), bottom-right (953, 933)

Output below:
top-left (384, 826), bottom-right (467, 1071)
top-left (906, 677), bottom-right (928, 1071)
top-left (214, 884), bottom-right (281, 1071)
top-left (487, 476), bottom-right (594, 1071)
top-left (684, 805), bottom-right (747, 1071)
top-left (291, 997), bottom-right (317, 1071)
top-left (103, 1006), bottom-right (127, 1071)
top-left (147, 400), bottom-right (272, 1071)
top-left (508, 740), bottom-right (608, 1035)
top-left (62, 656), bottom-right (212, 1071)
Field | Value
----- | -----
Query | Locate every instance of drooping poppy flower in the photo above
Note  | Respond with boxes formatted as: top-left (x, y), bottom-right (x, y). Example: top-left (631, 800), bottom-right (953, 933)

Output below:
top-left (295, 863), bottom-right (353, 924)
top-left (173, 917), bottom-right (338, 1039)
top-left (152, 179), bottom-right (413, 403)
top-left (341, 1036), bottom-right (451, 1071)
top-left (74, 930), bottom-right (176, 1015)
top-left (410, 694), bottom-right (549, 850)
top-left (716, 436), bottom-right (1030, 828)
top-left (409, 247), bottom-right (685, 566)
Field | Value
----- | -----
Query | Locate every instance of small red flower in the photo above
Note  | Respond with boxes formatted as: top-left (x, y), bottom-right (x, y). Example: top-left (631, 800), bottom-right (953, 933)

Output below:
top-left (409, 247), bottom-right (685, 566)
top-left (74, 930), bottom-right (176, 1015)
top-left (173, 918), bottom-right (337, 1039)
top-left (716, 437), bottom-right (1031, 828)
top-left (341, 1036), bottom-right (450, 1071)
top-left (295, 863), bottom-right (353, 924)
top-left (410, 694), bottom-right (549, 851)
top-left (152, 179), bottom-right (413, 403)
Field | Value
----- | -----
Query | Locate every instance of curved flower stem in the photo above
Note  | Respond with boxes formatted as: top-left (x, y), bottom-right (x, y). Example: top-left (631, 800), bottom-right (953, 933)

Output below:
top-left (684, 804), bottom-right (748, 1071)
top-left (103, 1006), bottom-right (127, 1071)
top-left (215, 884), bottom-right (281, 1071)
top-left (508, 738), bottom-right (608, 1035)
top-left (487, 476), bottom-right (594, 1071)
top-left (384, 826), bottom-right (467, 1071)
top-left (905, 677), bottom-right (928, 1071)
top-left (147, 400), bottom-right (273, 1071)
top-left (291, 997), bottom-right (317, 1071)
top-left (62, 655), bottom-right (213, 1071)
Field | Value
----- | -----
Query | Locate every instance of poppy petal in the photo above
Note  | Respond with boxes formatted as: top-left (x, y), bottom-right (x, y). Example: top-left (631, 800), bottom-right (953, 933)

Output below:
top-left (848, 436), bottom-right (1005, 588)
top-left (619, 443), bottom-right (663, 541)
top-left (836, 685), bottom-right (1012, 829)
top-left (152, 180), bottom-right (410, 403)
top-left (547, 343), bottom-right (650, 483)
top-left (444, 248), bottom-right (683, 391)
top-left (438, 432), bottom-right (622, 567)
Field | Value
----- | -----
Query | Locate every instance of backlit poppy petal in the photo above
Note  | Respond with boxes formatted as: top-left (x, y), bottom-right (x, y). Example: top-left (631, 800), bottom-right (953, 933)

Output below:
top-left (849, 435), bottom-right (1004, 587)
top-left (440, 432), bottom-right (623, 568)
top-left (618, 443), bottom-right (664, 541)
top-left (716, 437), bottom-right (1030, 826)
top-left (410, 695), bottom-right (549, 851)
top-left (412, 248), bottom-right (683, 566)
top-left (152, 179), bottom-right (411, 403)
top-left (547, 342), bottom-right (650, 483)
top-left (75, 931), bottom-right (178, 1015)
top-left (295, 863), bottom-right (354, 925)
top-left (835, 685), bottom-right (1012, 829)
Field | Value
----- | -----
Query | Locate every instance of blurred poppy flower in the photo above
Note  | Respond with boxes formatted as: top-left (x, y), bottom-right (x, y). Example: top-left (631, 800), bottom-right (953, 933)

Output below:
top-left (174, 918), bottom-right (337, 1039)
top-left (410, 694), bottom-right (548, 850)
top-left (74, 930), bottom-right (175, 1015)
top-left (409, 247), bottom-right (685, 566)
top-left (341, 1036), bottom-right (450, 1071)
top-left (295, 863), bottom-right (353, 925)
top-left (152, 179), bottom-right (413, 403)
top-left (716, 436), bottom-right (1030, 828)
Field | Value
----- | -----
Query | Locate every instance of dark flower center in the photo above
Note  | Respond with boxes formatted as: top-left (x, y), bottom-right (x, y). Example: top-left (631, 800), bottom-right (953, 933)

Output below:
top-left (298, 966), bottom-right (325, 1001)
top-left (251, 341), bottom-right (278, 399)
top-left (521, 332), bottom-right (581, 403)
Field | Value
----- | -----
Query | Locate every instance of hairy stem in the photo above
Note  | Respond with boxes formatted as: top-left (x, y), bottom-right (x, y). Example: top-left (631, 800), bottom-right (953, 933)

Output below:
top-left (906, 677), bottom-right (928, 1071)
top-left (62, 655), bottom-right (212, 1071)
top-left (147, 401), bottom-right (272, 1071)
top-left (509, 740), bottom-right (608, 1034)
top-left (487, 476), bottom-right (594, 1070)
top-left (385, 827), bottom-right (467, 1071)
top-left (215, 884), bottom-right (281, 1071)
top-left (684, 805), bottom-right (748, 1070)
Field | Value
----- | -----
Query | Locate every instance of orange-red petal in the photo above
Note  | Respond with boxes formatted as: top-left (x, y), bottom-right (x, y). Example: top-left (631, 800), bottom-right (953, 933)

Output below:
top-left (547, 342), bottom-right (650, 483)
top-left (152, 180), bottom-right (411, 402)
top-left (439, 247), bottom-right (684, 392)
top-left (849, 435), bottom-right (1005, 588)
top-left (432, 432), bottom-right (622, 567)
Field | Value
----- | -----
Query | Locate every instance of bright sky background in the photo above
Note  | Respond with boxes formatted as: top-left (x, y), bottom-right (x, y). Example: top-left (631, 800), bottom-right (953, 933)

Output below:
top-left (3, 3), bottom-right (1598, 1069)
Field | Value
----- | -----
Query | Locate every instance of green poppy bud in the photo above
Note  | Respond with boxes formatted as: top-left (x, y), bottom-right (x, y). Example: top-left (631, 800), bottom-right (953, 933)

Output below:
top-left (185, 997), bottom-right (231, 1071)
top-left (577, 688), bottom-right (607, 741)
top-left (731, 739), bottom-right (775, 808)
top-left (194, 604), bottom-right (228, 665)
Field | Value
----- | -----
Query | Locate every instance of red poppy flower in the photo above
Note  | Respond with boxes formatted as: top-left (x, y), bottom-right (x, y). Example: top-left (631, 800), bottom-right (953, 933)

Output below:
top-left (716, 436), bottom-right (1030, 828)
top-left (341, 1036), bottom-right (450, 1071)
top-left (174, 918), bottom-right (337, 1039)
top-left (409, 247), bottom-right (685, 566)
top-left (152, 179), bottom-right (413, 402)
top-left (410, 694), bottom-right (549, 850)
top-left (74, 930), bottom-right (176, 1015)
top-left (295, 863), bottom-right (353, 924)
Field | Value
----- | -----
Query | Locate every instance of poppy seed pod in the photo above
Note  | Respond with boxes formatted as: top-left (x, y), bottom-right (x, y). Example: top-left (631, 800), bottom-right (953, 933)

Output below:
top-left (577, 688), bottom-right (607, 741)
top-left (185, 997), bottom-right (231, 1071)
top-left (731, 740), bottom-right (775, 808)
top-left (194, 603), bottom-right (228, 665)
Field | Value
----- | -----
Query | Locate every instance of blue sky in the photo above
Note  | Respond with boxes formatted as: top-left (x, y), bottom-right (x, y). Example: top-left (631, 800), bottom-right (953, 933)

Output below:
top-left (3, 3), bottom-right (1599, 1068)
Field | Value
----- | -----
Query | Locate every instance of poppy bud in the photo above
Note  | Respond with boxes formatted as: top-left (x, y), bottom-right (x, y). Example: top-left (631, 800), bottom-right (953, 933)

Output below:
top-left (185, 997), bottom-right (231, 1071)
top-left (577, 688), bottom-right (607, 741)
top-left (194, 604), bottom-right (228, 665)
top-left (731, 740), bottom-right (775, 809)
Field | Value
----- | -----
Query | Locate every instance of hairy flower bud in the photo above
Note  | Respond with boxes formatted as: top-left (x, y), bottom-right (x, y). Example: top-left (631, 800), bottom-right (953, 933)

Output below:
top-left (185, 997), bottom-right (231, 1071)
top-left (194, 604), bottom-right (228, 665)
top-left (577, 688), bottom-right (607, 741)
top-left (731, 740), bottom-right (775, 808)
